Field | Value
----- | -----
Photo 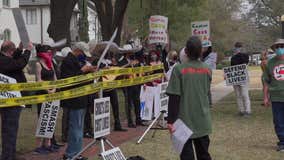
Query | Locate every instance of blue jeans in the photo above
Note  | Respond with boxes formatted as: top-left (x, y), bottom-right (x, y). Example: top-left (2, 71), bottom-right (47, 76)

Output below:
top-left (272, 102), bottom-right (284, 146)
top-left (65, 108), bottom-right (86, 158)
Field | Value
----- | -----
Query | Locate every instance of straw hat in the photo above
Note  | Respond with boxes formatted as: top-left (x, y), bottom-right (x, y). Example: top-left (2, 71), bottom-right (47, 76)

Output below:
top-left (271, 39), bottom-right (284, 51)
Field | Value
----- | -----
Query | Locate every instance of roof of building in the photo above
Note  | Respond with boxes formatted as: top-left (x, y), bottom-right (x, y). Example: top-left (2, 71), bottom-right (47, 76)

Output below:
top-left (19, 0), bottom-right (50, 6)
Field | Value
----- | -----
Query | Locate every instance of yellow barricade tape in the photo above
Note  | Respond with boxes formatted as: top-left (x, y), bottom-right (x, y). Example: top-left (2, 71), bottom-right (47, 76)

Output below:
top-left (0, 73), bottom-right (164, 108)
top-left (0, 64), bottom-right (163, 91)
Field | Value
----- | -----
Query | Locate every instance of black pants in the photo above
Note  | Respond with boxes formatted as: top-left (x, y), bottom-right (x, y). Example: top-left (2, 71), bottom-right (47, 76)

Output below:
top-left (103, 89), bottom-right (122, 128)
top-left (84, 106), bottom-right (93, 134)
top-left (180, 136), bottom-right (211, 160)
top-left (0, 107), bottom-right (22, 160)
top-left (124, 85), bottom-right (141, 125)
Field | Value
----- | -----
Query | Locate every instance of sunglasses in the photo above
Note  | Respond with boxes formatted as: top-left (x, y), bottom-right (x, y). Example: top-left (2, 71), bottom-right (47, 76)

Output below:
top-left (275, 44), bottom-right (284, 49)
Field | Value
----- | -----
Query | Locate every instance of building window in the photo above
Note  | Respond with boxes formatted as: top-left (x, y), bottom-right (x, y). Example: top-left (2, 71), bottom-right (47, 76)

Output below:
top-left (3, 0), bottom-right (10, 7)
top-left (26, 8), bottom-right (37, 25)
top-left (3, 29), bottom-right (11, 41)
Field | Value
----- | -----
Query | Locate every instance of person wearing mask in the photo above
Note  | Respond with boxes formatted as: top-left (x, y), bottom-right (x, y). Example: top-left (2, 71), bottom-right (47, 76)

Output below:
top-left (166, 50), bottom-right (179, 81)
top-left (61, 42), bottom-right (95, 160)
top-left (167, 36), bottom-right (212, 160)
top-left (33, 44), bottom-right (59, 154)
top-left (230, 42), bottom-right (251, 116)
top-left (201, 41), bottom-right (217, 106)
top-left (263, 39), bottom-right (284, 152)
top-left (0, 41), bottom-right (33, 160)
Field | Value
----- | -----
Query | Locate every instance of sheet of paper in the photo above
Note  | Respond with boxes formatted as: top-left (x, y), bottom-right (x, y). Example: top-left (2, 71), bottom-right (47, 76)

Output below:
top-left (172, 119), bottom-right (193, 154)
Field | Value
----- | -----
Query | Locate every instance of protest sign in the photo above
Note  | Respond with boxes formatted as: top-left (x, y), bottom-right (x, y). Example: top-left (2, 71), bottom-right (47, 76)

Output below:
top-left (191, 21), bottom-right (210, 44)
top-left (35, 100), bottom-right (60, 138)
top-left (223, 64), bottom-right (249, 86)
top-left (0, 73), bottom-right (22, 102)
top-left (159, 82), bottom-right (169, 112)
top-left (94, 97), bottom-right (110, 139)
top-left (12, 8), bottom-right (30, 48)
top-left (148, 15), bottom-right (168, 44)
top-left (101, 147), bottom-right (127, 160)
top-left (140, 86), bottom-right (155, 120)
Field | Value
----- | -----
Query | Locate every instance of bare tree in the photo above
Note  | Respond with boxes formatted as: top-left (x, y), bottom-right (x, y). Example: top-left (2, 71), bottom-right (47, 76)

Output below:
top-left (91, 0), bottom-right (129, 45)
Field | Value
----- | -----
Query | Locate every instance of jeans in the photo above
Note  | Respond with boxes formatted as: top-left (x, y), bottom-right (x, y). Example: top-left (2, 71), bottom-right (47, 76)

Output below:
top-left (272, 102), bottom-right (284, 146)
top-left (65, 108), bottom-right (86, 158)
top-left (233, 84), bottom-right (251, 113)
top-left (180, 136), bottom-right (212, 160)
top-left (0, 107), bottom-right (22, 160)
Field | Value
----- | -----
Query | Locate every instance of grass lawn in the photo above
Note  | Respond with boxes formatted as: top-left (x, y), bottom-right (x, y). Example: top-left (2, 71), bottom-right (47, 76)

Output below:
top-left (104, 90), bottom-right (284, 160)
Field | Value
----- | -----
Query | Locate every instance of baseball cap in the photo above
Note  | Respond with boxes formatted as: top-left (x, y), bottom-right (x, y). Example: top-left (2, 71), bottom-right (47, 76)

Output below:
top-left (73, 42), bottom-right (91, 57)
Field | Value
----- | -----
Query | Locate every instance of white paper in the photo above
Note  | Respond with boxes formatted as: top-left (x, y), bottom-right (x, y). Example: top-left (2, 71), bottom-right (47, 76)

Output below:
top-left (101, 147), bottom-right (127, 160)
top-left (171, 119), bottom-right (193, 154)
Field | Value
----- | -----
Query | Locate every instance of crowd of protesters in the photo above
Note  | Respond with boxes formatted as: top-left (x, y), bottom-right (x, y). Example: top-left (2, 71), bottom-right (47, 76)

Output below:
top-left (1, 34), bottom-right (284, 160)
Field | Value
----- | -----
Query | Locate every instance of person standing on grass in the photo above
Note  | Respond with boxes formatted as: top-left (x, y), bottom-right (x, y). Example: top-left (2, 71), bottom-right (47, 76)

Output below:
top-left (263, 39), bottom-right (284, 152)
top-left (167, 36), bottom-right (212, 160)
top-left (230, 42), bottom-right (251, 116)
top-left (0, 41), bottom-right (33, 160)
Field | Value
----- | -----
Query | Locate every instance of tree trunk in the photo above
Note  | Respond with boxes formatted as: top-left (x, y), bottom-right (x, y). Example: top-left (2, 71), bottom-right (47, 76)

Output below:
top-left (92, 0), bottom-right (129, 45)
top-left (48, 0), bottom-right (78, 44)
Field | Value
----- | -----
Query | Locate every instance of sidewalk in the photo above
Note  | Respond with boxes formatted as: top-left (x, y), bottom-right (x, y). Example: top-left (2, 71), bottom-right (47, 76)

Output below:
top-left (20, 123), bottom-right (147, 160)
top-left (211, 81), bottom-right (234, 104)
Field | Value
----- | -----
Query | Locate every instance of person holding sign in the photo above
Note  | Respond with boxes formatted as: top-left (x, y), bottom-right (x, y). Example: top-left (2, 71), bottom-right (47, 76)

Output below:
top-left (230, 42), bottom-right (251, 116)
top-left (33, 43), bottom-right (59, 154)
top-left (0, 40), bottom-right (33, 160)
top-left (167, 36), bottom-right (212, 160)
top-left (60, 42), bottom-right (95, 160)
top-left (263, 39), bottom-right (284, 152)
top-left (201, 41), bottom-right (217, 106)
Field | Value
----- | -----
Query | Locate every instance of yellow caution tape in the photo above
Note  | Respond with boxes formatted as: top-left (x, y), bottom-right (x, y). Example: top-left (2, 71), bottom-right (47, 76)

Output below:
top-left (0, 73), bottom-right (164, 108)
top-left (0, 64), bottom-right (163, 91)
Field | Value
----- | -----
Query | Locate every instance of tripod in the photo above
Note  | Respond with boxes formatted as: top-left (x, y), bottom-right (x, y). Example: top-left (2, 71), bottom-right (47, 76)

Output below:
top-left (71, 137), bottom-right (115, 160)
top-left (137, 110), bottom-right (167, 144)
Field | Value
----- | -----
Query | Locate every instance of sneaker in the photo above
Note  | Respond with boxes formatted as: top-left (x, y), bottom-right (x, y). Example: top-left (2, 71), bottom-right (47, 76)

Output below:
top-left (77, 155), bottom-right (88, 160)
top-left (128, 123), bottom-right (136, 128)
top-left (47, 145), bottom-right (59, 152)
top-left (84, 132), bottom-right (94, 138)
top-left (243, 112), bottom-right (251, 117)
top-left (238, 112), bottom-right (245, 116)
top-left (277, 145), bottom-right (284, 152)
top-left (33, 146), bottom-right (50, 155)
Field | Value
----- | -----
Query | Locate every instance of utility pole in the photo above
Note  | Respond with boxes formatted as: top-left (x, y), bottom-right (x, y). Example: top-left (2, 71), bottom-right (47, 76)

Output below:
top-left (281, 15), bottom-right (284, 38)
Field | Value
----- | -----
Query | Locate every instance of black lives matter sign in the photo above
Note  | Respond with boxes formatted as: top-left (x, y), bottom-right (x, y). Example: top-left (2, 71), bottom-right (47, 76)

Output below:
top-left (94, 97), bottom-right (110, 138)
top-left (223, 64), bottom-right (249, 86)
top-left (35, 100), bottom-right (60, 138)
top-left (101, 147), bottom-right (127, 160)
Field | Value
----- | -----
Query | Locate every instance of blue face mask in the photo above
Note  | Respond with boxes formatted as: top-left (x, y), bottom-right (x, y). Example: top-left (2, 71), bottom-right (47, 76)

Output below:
top-left (276, 48), bottom-right (284, 56)
top-left (77, 54), bottom-right (86, 63)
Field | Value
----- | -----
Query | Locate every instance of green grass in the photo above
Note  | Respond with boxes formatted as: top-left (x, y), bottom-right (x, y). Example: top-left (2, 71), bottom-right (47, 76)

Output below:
top-left (101, 90), bottom-right (283, 160)
top-left (2, 89), bottom-right (284, 160)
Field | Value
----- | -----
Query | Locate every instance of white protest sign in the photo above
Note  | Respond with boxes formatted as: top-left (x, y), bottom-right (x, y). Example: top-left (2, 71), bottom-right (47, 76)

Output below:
top-left (159, 82), bottom-right (169, 112)
top-left (101, 147), bottom-right (127, 160)
top-left (94, 97), bottom-right (110, 139)
top-left (148, 15), bottom-right (168, 44)
top-left (191, 21), bottom-right (210, 44)
top-left (223, 64), bottom-right (249, 86)
top-left (35, 100), bottom-right (60, 138)
top-left (0, 73), bottom-right (23, 105)
top-left (140, 86), bottom-right (155, 120)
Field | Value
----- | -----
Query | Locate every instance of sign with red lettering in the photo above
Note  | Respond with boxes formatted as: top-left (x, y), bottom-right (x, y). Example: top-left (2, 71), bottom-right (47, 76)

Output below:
top-left (35, 100), bottom-right (60, 138)
top-left (191, 21), bottom-right (210, 44)
top-left (148, 15), bottom-right (168, 44)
